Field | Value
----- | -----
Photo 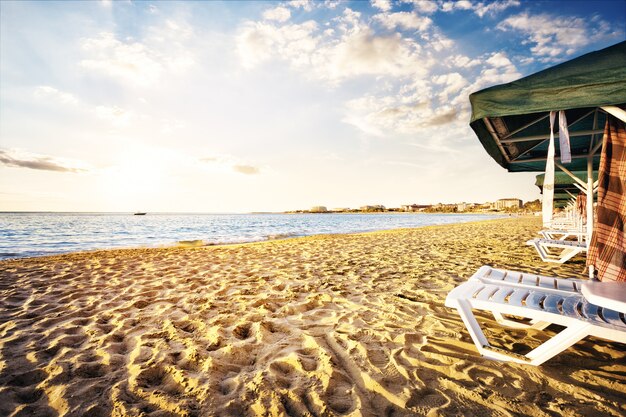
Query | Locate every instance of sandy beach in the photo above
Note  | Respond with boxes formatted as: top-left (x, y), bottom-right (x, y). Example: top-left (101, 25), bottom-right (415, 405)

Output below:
top-left (0, 216), bottom-right (624, 417)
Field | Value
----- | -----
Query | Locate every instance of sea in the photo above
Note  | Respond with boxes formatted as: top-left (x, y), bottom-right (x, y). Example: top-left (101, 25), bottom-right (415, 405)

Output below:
top-left (0, 212), bottom-right (501, 260)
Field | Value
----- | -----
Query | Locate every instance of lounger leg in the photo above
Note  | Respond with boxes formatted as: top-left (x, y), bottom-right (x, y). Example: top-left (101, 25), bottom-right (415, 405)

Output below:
top-left (525, 323), bottom-right (592, 365)
top-left (557, 248), bottom-right (583, 263)
top-left (492, 312), bottom-right (550, 330)
top-left (454, 299), bottom-right (489, 351)
top-left (531, 241), bottom-right (552, 262)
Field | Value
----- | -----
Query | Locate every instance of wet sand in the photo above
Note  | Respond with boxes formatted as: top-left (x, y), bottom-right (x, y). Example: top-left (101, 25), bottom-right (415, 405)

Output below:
top-left (0, 216), bottom-right (624, 417)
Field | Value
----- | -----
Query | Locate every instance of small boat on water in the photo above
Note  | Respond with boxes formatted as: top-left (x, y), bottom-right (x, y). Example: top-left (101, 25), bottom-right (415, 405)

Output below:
top-left (134, 212), bottom-right (147, 216)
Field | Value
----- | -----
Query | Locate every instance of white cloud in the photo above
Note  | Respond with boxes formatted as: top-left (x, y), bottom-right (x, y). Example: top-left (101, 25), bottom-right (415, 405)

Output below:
top-left (288, 0), bottom-right (314, 12)
top-left (374, 12), bottom-right (432, 32)
top-left (440, 0), bottom-right (520, 17)
top-left (474, 0), bottom-right (520, 18)
top-left (371, 0), bottom-right (392, 12)
top-left (433, 72), bottom-right (468, 102)
top-left (200, 154), bottom-right (262, 176)
top-left (80, 32), bottom-right (165, 86)
top-left (34, 86), bottom-right (79, 105)
top-left (238, 9), bottom-right (432, 83)
top-left (80, 20), bottom-right (195, 86)
top-left (449, 54), bottom-right (481, 68)
top-left (263, 6), bottom-right (291, 22)
top-left (33, 85), bottom-right (136, 127)
top-left (486, 52), bottom-right (513, 68)
top-left (236, 20), bottom-right (319, 70)
top-left (497, 12), bottom-right (617, 60)
top-left (404, 0), bottom-right (438, 14)
top-left (94, 105), bottom-right (133, 126)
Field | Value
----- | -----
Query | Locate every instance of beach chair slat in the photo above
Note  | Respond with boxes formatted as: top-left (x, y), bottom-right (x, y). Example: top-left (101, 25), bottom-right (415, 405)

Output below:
top-left (599, 307), bottom-right (624, 327)
top-left (508, 289), bottom-right (530, 306)
top-left (475, 286), bottom-right (498, 301)
top-left (581, 302), bottom-right (602, 322)
top-left (486, 268), bottom-right (505, 281)
top-left (556, 279), bottom-right (579, 292)
top-left (559, 295), bottom-right (582, 318)
top-left (526, 292), bottom-right (547, 310)
top-left (521, 274), bottom-right (538, 286)
top-left (491, 288), bottom-right (512, 304)
top-left (537, 276), bottom-right (558, 289)
top-left (543, 295), bottom-right (563, 314)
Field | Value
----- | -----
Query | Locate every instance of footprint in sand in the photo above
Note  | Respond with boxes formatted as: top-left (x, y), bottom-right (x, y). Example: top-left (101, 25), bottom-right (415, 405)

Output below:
top-left (269, 361), bottom-right (296, 389)
top-left (325, 370), bottom-right (356, 414)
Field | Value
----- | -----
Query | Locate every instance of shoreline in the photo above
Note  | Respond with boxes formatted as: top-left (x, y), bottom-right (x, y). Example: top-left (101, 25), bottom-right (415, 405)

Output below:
top-left (0, 213), bottom-right (506, 262)
top-left (1, 217), bottom-right (623, 416)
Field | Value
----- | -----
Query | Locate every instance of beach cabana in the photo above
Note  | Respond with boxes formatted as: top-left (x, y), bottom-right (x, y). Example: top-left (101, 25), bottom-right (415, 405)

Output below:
top-left (469, 41), bottom-right (626, 242)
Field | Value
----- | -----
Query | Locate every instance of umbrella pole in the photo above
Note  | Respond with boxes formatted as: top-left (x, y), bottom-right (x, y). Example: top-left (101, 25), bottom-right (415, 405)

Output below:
top-left (587, 155), bottom-right (594, 279)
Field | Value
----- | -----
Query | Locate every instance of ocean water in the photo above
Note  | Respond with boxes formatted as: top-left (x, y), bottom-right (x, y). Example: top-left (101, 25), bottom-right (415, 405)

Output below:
top-left (0, 212), bottom-right (500, 260)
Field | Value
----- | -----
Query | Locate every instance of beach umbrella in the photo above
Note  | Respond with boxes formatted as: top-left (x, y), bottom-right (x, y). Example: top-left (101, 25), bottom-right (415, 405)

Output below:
top-left (469, 41), bottom-right (626, 243)
top-left (535, 171), bottom-right (598, 199)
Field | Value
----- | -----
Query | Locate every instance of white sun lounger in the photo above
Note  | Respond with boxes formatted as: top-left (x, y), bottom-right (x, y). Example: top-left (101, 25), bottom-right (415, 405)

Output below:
top-left (445, 266), bottom-right (626, 366)
top-left (526, 238), bottom-right (588, 263)
top-left (538, 229), bottom-right (586, 241)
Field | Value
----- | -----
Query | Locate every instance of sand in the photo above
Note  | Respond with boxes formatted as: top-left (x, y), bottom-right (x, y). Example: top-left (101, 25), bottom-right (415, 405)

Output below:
top-left (0, 216), bottom-right (624, 417)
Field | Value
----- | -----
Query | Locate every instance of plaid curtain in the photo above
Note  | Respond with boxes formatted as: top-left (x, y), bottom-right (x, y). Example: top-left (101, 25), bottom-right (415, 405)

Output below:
top-left (587, 115), bottom-right (626, 282)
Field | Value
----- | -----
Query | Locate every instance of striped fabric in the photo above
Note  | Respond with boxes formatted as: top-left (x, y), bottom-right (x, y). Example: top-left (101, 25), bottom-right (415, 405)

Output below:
top-left (587, 115), bottom-right (626, 282)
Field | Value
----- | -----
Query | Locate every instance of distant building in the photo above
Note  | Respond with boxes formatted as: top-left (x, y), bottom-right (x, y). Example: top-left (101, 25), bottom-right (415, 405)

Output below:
top-left (401, 204), bottom-right (431, 212)
top-left (360, 205), bottom-right (385, 212)
top-left (456, 202), bottom-right (468, 212)
top-left (496, 198), bottom-right (522, 210)
top-left (310, 206), bottom-right (328, 213)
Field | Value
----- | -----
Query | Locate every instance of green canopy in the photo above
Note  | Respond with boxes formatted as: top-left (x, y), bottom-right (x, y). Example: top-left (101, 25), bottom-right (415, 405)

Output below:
top-left (469, 41), bottom-right (626, 172)
top-left (535, 171), bottom-right (598, 191)
top-left (535, 171), bottom-right (598, 201)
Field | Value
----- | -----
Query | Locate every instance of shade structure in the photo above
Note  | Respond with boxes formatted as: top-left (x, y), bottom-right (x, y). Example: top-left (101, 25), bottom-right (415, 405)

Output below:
top-left (469, 41), bottom-right (626, 173)
top-left (535, 171), bottom-right (599, 199)
top-left (468, 41), bottom-right (626, 276)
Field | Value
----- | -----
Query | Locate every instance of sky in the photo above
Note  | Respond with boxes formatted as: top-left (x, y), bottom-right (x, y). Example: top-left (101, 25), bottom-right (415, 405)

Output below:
top-left (1, 0), bottom-right (624, 213)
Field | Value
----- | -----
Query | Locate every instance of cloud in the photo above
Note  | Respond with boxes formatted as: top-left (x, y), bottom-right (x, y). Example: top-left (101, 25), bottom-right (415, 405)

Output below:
top-left (374, 12), bottom-right (432, 32)
top-left (288, 0), bottom-right (315, 12)
top-left (439, 0), bottom-right (520, 17)
top-left (233, 165), bottom-right (260, 175)
top-left (486, 52), bottom-right (514, 68)
top-left (449, 54), bottom-right (481, 69)
top-left (80, 21), bottom-right (195, 86)
top-left (0, 149), bottom-right (88, 173)
top-left (371, 0), bottom-right (392, 12)
top-left (237, 8), bottom-right (432, 82)
top-left (497, 12), bottom-right (619, 60)
top-left (34, 86), bottom-right (79, 105)
top-left (80, 32), bottom-right (164, 86)
top-left (405, 0), bottom-right (438, 14)
top-left (263, 6), bottom-right (291, 22)
top-left (200, 155), bottom-right (261, 175)
top-left (474, 0), bottom-right (520, 18)
top-left (236, 20), bottom-right (319, 70)
top-left (432, 72), bottom-right (468, 102)
top-left (33, 85), bottom-right (135, 127)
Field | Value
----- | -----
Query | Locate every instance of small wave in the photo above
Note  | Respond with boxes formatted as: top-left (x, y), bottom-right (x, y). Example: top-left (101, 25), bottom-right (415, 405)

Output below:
top-left (177, 240), bottom-right (205, 247)
top-left (266, 232), bottom-right (299, 240)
